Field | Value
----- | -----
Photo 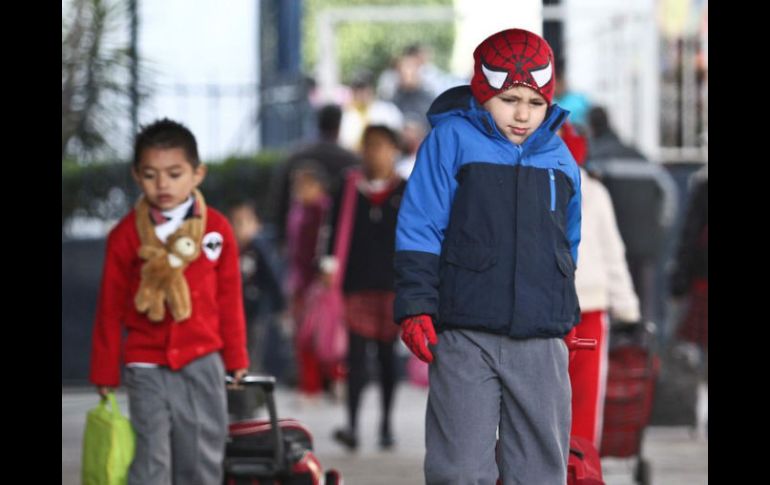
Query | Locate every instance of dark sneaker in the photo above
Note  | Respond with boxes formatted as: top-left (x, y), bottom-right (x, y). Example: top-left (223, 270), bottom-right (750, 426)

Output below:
top-left (379, 431), bottom-right (396, 450)
top-left (332, 427), bottom-right (359, 451)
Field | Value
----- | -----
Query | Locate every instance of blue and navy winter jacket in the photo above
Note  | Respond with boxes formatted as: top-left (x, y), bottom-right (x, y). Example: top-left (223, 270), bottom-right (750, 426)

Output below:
top-left (394, 86), bottom-right (582, 339)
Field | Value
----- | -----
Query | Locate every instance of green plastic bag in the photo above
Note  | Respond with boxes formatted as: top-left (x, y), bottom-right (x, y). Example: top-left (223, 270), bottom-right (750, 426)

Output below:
top-left (81, 392), bottom-right (135, 485)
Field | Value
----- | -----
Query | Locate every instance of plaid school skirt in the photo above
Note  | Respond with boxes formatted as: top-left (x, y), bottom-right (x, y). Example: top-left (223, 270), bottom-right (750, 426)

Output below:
top-left (677, 278), bottom-right (708, 350)
top-left (344, 290), bottom-right (399, 343)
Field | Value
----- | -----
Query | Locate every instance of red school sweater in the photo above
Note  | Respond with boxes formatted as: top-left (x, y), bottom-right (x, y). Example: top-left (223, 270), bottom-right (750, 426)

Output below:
top-left (89, 207), bottom-right (249, 387)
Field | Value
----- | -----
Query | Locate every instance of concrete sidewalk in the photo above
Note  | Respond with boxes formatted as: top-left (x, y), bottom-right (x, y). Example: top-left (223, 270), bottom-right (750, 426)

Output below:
top-left (63, 384), bottom-right (707, 484)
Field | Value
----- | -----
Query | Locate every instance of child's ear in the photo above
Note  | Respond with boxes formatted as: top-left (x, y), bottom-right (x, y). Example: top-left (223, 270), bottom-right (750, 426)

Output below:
top-left (131, 167), bottom-right (142, 184)
top-left (193, 164), bottom-right (207, 186)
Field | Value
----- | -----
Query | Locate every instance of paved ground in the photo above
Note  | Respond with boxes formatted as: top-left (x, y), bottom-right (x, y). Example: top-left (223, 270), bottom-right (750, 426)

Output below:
top-left (63, 383), bottom-right (707, 484)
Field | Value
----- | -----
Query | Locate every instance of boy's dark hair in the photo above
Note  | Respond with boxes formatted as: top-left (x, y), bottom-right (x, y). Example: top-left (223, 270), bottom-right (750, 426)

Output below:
top-left (318, 104), bottom-right (342, 138)
top-left (290, 158), bottom-right (331, 192)
top-left (587, 107), bottom-right (611, 138)
top-left (362, 124), bottom-right (401, 148)
top-left (350, 69), bottom-right (375, 90)
top-left (228, 199), bottom-right (260, 218)
top-left (403, 43), bottom-right (423, 57)
top-left (133, 118), bottom-right (200, 169)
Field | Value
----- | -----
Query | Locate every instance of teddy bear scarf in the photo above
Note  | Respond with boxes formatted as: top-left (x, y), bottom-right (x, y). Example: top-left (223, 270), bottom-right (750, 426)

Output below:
top-left (134, 189), bottom-right (207, 322)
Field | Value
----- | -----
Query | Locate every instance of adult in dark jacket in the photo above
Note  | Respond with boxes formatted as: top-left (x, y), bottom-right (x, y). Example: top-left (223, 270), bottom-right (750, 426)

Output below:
top-left (271, 104), bottom-right (360, 244)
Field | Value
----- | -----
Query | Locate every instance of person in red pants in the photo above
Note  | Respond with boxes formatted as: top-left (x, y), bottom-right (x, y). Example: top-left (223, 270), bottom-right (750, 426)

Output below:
top-left (560, 122), bottom-right (641, 448)
top-left (285, 161), bottom-right (334, 397)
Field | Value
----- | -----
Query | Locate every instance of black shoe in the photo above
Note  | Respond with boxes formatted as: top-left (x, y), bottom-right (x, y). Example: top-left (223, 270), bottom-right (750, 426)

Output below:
top-left (379, 431), bottom-right (396, 450)
top-left (332, 428), bottom-right (358, 451)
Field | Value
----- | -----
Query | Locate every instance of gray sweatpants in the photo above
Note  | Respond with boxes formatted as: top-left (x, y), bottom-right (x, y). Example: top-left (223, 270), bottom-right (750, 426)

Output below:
top-left (424, 329), bottom-right (571, 485)
top-left (124, 352), bottom-right (228, 485)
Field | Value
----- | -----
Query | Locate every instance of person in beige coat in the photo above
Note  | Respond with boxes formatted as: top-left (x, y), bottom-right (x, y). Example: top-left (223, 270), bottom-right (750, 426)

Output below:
top-left (561, 122), bottom-right (640, 448)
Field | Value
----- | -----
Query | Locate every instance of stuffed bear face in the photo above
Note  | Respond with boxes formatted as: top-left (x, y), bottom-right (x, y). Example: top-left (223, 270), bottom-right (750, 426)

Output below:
top-left (165, 231), bottom-right (199, 268)
top-left (174, 236), bottom-right (196, 258)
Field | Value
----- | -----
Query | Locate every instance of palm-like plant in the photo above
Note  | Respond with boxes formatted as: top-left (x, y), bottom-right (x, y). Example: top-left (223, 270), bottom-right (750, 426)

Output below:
top-left (62, 0), bottom-right (147, 162)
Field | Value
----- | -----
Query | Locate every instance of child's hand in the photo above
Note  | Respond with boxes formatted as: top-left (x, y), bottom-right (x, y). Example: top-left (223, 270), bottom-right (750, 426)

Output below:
top-left (318, 256), bottom-right (338, 287)
top-left (226, 369), bottom-right (249, 389)
top-left (401, 315), bottom-right (438, 363)
top-left (319, 271), bottom-right (334, 288)
top-left (96, 386), bottom-right (113, 399)
top-left (233, 368), bottom-right (248, 382)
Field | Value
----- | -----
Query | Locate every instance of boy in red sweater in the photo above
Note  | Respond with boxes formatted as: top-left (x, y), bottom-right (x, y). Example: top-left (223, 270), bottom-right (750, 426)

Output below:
top-left (89, 118), bottom-right (249, 485)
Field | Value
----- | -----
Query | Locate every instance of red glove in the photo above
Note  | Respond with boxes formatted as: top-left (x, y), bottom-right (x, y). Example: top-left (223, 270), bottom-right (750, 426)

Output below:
top-left (401, 314), bottom-right (438, 363)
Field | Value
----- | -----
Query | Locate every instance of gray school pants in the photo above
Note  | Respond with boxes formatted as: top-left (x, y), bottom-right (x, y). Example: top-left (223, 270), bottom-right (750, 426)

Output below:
top-left (124, 352), bottom-right (228, 485)
top-left (424, 329), bottom-right (571, 485)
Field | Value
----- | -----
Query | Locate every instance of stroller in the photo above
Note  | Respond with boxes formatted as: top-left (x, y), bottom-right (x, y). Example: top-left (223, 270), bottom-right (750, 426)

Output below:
top-left (224, 375), bottom-right (342, 485)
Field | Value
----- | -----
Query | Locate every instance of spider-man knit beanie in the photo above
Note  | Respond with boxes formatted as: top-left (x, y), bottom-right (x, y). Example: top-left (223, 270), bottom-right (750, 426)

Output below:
top-left (470, 29), bottom-right (556, 106)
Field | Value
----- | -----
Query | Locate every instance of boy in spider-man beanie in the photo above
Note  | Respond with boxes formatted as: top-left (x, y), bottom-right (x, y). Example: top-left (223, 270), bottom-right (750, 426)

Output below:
top-left (395, 28), bottom-right (581, 484)
top-left (470, 28), bottom-right (556, 106)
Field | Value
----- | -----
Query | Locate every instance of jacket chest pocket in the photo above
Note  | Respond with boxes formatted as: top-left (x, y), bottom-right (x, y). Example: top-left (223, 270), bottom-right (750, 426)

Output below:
top-left (440, 245), bottom-right (500, 319)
